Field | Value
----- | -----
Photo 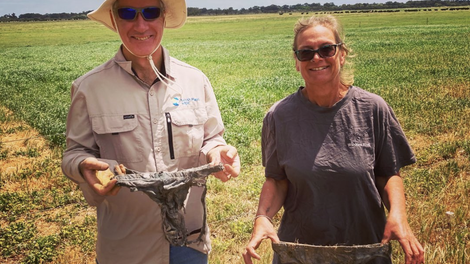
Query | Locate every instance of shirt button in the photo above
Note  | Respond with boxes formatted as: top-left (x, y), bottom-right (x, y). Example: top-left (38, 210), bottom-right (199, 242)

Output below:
top-left (150, 91), bottom-right (154, 96)
top-left (153, 119), bottom-right (158, 124)
top-left (156, 147), bottom-right (161, 152)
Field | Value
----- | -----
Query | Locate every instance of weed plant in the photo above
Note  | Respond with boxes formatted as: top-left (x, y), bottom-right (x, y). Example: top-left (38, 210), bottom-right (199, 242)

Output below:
top-left (0, 10), bottom-right (469, 263)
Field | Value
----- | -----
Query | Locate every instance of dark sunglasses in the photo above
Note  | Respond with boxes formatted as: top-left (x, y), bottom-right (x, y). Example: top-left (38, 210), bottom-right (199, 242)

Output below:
top-left (117, 7), bottom-right (162, 21)
top-left (294, 43), bottom-right (342, 61)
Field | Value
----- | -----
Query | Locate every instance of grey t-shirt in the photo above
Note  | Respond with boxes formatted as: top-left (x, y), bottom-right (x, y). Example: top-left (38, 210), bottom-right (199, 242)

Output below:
top-left (262, 86), bottom-right (416, 263)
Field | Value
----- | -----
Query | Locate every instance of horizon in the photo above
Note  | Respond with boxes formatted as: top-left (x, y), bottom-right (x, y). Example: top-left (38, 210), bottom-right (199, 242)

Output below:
top-left (0, 0), bottom-right (411, 17)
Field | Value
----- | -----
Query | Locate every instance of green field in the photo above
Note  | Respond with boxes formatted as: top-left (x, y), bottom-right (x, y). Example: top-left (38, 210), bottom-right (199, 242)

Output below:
top-left (1, 10), bottom-right (469, 263)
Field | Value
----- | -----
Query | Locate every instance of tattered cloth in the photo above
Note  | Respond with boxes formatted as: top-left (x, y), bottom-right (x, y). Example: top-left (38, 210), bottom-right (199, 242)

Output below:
top-left (272, 242), bottom-right (391, 264)
top-left (113, 164), bottom-right (224, 246)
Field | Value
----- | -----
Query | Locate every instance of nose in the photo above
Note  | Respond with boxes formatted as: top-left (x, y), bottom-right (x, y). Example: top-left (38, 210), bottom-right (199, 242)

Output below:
top-left (133, 13), bottom-right (148, 30)
top-left (310, 51), bottom-right (322, 61)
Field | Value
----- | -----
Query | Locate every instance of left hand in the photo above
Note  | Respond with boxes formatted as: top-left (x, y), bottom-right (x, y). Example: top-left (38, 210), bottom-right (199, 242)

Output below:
top-left (206, 145), bottom-right (240, 182)
top-left (381, 214), bottom-right (425, 264)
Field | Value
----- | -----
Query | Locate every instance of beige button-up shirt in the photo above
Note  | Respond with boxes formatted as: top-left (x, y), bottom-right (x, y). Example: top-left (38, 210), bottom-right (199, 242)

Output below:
top-left (62, 47), bottom-right (226, 264)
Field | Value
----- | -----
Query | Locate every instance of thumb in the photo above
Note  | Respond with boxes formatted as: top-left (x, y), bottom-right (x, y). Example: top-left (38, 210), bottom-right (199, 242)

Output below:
top-left (269, 233), bottom-right (281, 244)
top-left (81, 158), bottom-right (109, 172)
top-left (381, 233), bottom-right (391, 245)
top-left (224, 145), bottom-right (238, 159)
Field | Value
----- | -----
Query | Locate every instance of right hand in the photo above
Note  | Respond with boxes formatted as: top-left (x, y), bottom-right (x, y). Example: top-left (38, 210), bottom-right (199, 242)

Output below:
top-left (79, 157), bottom-right (122, 196)
top-left (243, 216), bottom-right (280, 264)
top-left (206, 145), bottom-right (241, 182)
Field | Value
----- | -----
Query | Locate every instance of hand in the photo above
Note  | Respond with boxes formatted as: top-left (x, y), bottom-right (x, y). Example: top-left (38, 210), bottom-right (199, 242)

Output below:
top-left (243, 216), bottom-right (280, 264)
top-left (381, 214), bottom-right (425, 264)
top-left (79, 157), bottom-right (121, 196)
top-left (206, 145), bottom-right (241, 182)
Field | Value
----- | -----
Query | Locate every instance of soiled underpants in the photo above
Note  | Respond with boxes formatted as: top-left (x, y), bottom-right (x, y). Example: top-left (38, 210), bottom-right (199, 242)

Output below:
top-left (113, 164), bottom-right (224, 246)
top-left (272, 242), bottom-right (392, 264)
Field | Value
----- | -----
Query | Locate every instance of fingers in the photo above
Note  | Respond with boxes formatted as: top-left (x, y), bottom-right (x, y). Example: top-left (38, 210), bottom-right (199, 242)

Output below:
top-left (114, 164), bottom-right (126, 175)
top-left (243, 237), bottom-right (262, 264)
top-left (242, 246), bottom-right (260, 264)
top-left (415, 240), bottom-right (425, 263)
top-left (400, 238), bottom-right (425, 264)
top-left (220, 145), bottom-right (241, 177)
top-left (80, 158), bottom-right (109, 172)
top-left (242, 216), bottom-right (281, 263)
top-left (207, 145), bottom-right (241, 182)
top-left (213, 171), bottom-right (231, 182)
top-left (222, 145), bottom-right (238, 160)
top-left (80, 158), bottom-right (123, 196)
top-left (223, 163), bottom-right (239, 178)
top-left (106, 164), bottom-right (127, 195)
top-left (212, 163), bottom-right (240, 182)
top-left (409, 238), bottom-right (425, 264)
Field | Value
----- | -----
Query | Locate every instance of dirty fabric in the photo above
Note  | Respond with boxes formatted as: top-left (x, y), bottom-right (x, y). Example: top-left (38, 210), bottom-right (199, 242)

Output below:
top-left (272, 242), bottom-right (391, 264)
top-left (114, 164), bottom-right (224, 246)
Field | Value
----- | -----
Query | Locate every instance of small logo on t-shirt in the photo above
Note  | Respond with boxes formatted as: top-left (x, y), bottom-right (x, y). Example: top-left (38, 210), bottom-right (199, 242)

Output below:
top-left (123, 115), bottom-right (135, 120)
top-left (348, 130), bottom-right (371, 148)
top-left (348, 142), bottom-right (371, 147)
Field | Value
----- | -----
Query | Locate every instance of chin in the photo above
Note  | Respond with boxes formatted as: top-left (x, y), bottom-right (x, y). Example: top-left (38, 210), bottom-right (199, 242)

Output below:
top-left (125, 45), bottom-right (159, 58)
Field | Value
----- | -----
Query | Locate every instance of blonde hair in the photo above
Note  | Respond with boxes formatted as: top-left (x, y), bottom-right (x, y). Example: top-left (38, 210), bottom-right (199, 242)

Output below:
top-left (293, 15), bottom-right (354, 86)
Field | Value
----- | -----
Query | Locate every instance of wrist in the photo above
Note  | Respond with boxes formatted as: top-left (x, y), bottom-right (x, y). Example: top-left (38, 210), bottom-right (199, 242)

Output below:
top-left (254, 214), bottom-right (273, 224)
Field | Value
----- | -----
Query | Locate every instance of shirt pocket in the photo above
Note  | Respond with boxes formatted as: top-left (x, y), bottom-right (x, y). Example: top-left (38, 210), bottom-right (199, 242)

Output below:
top-left (91, 114), bottom-right (143, 163)
top-left (168, 108), bottom-right (207, 159)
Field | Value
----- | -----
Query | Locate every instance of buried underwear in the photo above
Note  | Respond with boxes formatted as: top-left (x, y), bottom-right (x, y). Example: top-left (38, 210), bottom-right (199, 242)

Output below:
top-left (113, 164), bottom-right (224, 246)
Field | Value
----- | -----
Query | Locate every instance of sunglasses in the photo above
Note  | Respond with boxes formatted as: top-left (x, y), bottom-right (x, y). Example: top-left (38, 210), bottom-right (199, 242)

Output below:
top-left (294, 43), bottom-right (342, 61)
top-left (117, 7), bottom-right (162, 21)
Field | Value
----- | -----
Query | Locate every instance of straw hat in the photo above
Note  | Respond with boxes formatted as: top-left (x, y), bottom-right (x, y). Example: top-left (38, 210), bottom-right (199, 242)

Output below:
top-left (87, 0), bottom-right (187, 32)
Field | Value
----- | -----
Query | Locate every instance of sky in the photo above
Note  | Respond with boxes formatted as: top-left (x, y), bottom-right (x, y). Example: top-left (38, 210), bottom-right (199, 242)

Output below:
top-left (0, 0), bottom-right (405, 17)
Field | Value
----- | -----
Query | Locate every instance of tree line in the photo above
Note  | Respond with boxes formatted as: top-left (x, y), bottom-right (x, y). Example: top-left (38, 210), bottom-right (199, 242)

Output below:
top-left (1, 0), bottom-right (469, 22)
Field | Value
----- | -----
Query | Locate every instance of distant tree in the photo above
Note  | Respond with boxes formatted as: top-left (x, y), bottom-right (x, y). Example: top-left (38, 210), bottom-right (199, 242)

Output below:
top-left (323, 2), bottom-right (339, 10)
top-left (188, 7), bottom-right (201, 16)
top-left (263, 4), bottom-right (281, 13)
top-left (249, 6), bottom-right (261, 13)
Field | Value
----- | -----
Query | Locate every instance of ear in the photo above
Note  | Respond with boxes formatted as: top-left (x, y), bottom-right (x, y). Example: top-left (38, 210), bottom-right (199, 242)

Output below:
top-left (339, 48), bottom-right (346, 67)
top-left (109, 10), bottom-right (117, 31)
top-left (163, 9), bottom-right (167, 26)
top-left (295, 59), bottom-right (301, 72)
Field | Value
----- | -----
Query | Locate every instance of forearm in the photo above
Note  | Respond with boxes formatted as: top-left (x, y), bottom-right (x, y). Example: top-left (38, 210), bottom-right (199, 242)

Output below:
top-left (379, 175), bottom-right (425, 262)
top-left (378, 174), bottom-right (408, 220)
top-left (256, 177), bottom-right (288, 218)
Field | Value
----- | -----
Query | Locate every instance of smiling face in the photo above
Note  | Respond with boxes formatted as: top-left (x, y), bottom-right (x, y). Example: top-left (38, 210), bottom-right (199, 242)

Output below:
top-left (295, 25), bottom-right (346, 88)
top-left (114, 0), bottom-right (165, 58)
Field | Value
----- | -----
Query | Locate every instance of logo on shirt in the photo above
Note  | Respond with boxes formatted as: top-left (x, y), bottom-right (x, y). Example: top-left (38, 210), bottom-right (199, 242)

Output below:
top-left (171, 97), bottom-right (201, 107)
top-left (348, 142), bottom-right (371, 147)
top-left (347, 130), bottom-right (371, 148)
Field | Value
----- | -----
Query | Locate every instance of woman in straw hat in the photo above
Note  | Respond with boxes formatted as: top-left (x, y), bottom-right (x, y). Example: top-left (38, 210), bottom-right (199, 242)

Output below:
top-left (62, 0), bottom-right (240, 263)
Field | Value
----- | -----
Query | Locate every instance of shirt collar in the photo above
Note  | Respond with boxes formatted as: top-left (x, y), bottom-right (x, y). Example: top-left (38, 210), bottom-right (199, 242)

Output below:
top-left (113, 46), bottom-right (174, 81)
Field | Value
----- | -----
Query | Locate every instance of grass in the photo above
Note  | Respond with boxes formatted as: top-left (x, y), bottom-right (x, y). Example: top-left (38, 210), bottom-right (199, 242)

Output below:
top-left (0, 10), bottom-right (469, 263)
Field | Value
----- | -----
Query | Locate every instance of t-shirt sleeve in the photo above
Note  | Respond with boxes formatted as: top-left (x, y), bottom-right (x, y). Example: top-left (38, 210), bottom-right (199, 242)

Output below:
top-left (374, 101), bottom-right (416, 177)
top-left (261, 111), bottom-right (287, 180)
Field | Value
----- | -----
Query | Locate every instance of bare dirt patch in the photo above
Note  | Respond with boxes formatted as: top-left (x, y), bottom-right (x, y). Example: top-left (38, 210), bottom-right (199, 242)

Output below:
top-left (0, 106), bottom-right (61, 193)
